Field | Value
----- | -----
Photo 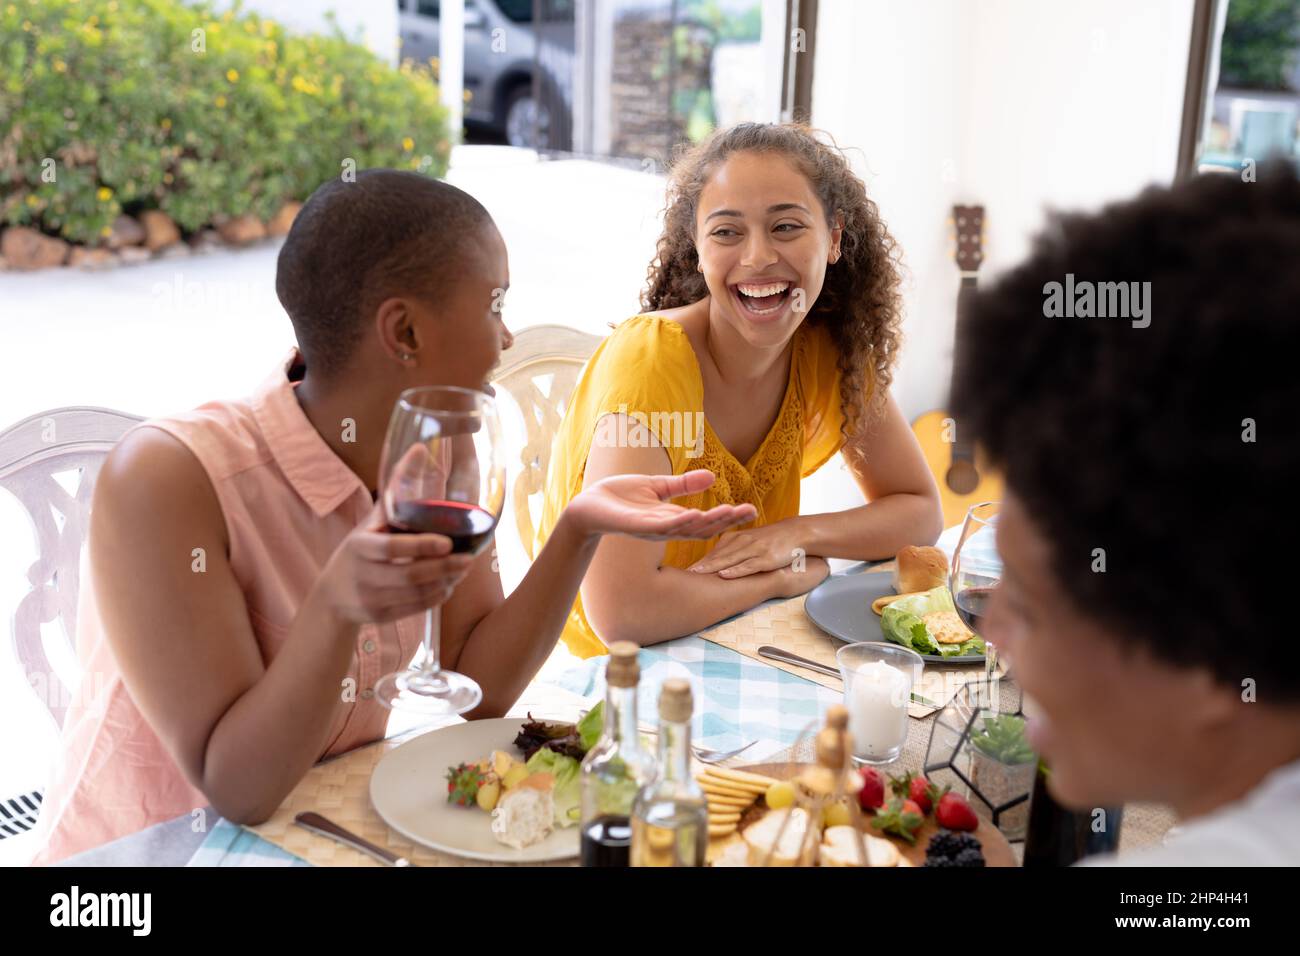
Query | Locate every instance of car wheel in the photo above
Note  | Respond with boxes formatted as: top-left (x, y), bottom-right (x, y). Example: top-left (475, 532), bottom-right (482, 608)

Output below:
top-left (504, 85), bottom-right (551, 149)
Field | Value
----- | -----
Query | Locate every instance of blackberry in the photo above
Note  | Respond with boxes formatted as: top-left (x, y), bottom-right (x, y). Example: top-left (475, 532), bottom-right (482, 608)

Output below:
top-left (950, 832), bottom-right (980, 852)
top-left (927, 832), bottom-right (963, 857)
top-left (926, 830), bottom-right (985, 867)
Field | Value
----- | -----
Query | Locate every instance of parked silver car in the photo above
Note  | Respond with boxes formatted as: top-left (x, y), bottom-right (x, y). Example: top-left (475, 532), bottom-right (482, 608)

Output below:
top-left (397, 0), bottom-right (575, 149)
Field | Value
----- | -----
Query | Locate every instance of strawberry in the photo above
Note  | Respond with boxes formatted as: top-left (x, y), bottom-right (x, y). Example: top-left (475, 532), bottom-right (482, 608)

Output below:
top-left (869, 796), bottom-right (925, 845)
top-left (445, 761), bottom-right (485, 807)
top-left (889, 771), bottom-right (941, 815)
top-left (857, 767), bottom-right (886, 811)
top-left (935, 791), bottom-right (980, 831)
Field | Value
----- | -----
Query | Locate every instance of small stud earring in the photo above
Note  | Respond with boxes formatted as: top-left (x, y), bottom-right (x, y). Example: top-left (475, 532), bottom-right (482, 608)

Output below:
top-left (399, 351), bottom-right (414, 362)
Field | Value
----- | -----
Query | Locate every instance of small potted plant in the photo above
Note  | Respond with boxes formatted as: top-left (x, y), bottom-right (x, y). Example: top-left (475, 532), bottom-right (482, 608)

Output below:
top-left (968, 713), bottom-right (1036, 840)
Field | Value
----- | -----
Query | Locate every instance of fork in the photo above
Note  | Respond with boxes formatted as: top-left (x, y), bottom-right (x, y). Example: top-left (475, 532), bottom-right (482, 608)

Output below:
top-left (636, 722), bottom-right (757, 764)
top-left (691, 739), bottom-right (759, 764)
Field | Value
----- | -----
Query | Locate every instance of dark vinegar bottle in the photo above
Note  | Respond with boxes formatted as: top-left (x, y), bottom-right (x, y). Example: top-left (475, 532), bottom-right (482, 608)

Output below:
top-left (578, 642), bottom-right (655, 867)
top-left (580, 816), bottom-right (632, 867)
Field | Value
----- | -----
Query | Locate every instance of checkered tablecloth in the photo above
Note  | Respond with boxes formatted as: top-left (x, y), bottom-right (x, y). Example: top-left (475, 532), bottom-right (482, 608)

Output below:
top-left (185, 633), bottom-right (843, 866)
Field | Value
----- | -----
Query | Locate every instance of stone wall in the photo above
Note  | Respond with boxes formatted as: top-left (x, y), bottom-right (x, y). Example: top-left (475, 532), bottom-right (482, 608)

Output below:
top-left (609, 12), bottom-right (714, 167)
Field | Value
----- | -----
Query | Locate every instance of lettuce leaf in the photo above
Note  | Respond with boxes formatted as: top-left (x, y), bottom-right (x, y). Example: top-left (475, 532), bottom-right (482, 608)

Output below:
top-left (888, 610), bottom-right (939, 654)
top-left (577, 701), bottom-right (604, 752)
top-left (880, 586), bottom-right (960, 656)
top-left (524, 748), bottom-right (582, 828)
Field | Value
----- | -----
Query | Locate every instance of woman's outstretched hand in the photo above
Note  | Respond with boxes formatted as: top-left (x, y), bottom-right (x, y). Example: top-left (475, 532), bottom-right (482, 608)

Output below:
top-left (565, 468), bottom-right (757, 541)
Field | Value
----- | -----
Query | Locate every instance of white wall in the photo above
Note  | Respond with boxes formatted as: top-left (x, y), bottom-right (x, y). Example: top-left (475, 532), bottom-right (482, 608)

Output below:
top-left (812, 0), bottom-right (1195, 422)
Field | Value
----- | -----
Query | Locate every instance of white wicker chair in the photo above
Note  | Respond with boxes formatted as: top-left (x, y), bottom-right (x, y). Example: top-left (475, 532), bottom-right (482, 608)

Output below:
top-left (491, 324), bottom-right (602, 560)
top-left (0, 406), bottom-right (143, 839)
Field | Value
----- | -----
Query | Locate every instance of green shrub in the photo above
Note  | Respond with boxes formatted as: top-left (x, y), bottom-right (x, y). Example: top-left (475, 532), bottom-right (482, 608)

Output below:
top-left (0, 0), bottom-right (452, 244)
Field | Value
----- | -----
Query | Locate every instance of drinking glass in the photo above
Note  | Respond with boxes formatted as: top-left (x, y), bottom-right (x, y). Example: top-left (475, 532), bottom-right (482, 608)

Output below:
top-left (836, 642), bottom-right (923, 765)
top-left (950, 501), bottom-right (1003, 710)
top-left (373, 386), bottom-right (505, 715)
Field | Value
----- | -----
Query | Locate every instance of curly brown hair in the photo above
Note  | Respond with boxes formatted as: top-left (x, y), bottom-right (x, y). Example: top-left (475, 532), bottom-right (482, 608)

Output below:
top-left (641, 122), bottom-right (904, 439)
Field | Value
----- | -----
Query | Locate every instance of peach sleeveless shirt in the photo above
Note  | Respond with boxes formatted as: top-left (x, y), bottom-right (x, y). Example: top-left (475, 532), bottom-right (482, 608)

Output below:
top-left (29, 350), bottom-right (423, 864)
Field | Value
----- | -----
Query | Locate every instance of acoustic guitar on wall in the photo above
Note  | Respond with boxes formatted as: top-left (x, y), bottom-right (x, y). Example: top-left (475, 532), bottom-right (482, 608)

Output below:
top-left (912, 204), bottom-right (1004, 528)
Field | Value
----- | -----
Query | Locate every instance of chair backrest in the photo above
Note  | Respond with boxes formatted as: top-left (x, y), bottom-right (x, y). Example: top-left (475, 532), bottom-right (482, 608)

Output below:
top-left (491, 324), bottom-right (602, 560)
top-left (0, 407), bottom-right (144, 733)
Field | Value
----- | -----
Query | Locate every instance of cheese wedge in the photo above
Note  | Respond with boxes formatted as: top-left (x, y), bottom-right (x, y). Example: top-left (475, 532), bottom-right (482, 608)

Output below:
top-left (742, 808), bottom-right (816, 866)
top-left (818, 825), bottom-right (900, 867)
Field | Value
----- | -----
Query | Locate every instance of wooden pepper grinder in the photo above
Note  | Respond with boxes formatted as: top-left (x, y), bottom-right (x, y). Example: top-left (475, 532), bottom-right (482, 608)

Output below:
top-left (760, 705), bottom-right (870, 866)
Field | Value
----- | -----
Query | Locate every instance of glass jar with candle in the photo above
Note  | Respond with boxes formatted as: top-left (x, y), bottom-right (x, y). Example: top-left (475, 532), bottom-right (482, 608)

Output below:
top-left (835, 642), bottom-right (924, 765)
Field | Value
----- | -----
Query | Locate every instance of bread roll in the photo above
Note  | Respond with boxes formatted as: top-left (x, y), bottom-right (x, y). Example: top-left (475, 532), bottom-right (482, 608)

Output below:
top-left (893, 545), bottom-right (949, 593)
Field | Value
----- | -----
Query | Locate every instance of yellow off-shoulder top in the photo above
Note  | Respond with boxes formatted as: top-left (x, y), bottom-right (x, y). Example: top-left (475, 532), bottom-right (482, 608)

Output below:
top-left (535, 314), bottom-right (853, 658)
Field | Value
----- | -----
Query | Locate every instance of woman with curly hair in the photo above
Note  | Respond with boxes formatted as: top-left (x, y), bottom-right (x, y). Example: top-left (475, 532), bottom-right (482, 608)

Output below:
top-left (535, 122), bottom-right (943, 657)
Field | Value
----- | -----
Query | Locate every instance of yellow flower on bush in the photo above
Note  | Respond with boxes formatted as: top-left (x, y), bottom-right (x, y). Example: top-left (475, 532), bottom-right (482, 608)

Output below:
top-left (25, 194), bottom-right (38, 207)
top-left (227, 68), bottom-right (239, 83)
top-left (101, 225), bottom-right (112, 239)
top-left (96, 187), bottom-right (112, 202)
top-left (160, 117), bottom-right (172, 130)
top-left (215, 94), bottom-right (227, 108)
top-left (53, 59), bottom-right (67, 73)
top-left (402, 137), bottom-right (414, 152)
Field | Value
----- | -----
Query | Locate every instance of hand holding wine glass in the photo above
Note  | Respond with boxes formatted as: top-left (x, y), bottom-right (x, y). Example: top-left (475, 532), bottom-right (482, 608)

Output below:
top-left (318, 501), bottom-right (477, 625)
top-left (375, 386), bottom-right (506, 715)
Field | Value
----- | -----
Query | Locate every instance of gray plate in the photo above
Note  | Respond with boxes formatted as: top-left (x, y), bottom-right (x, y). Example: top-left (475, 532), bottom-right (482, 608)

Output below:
top-left (803, 572), bottom-right (985, 664)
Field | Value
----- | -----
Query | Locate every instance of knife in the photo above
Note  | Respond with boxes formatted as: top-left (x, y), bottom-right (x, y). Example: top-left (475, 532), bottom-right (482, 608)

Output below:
top-left (294, 811), bottom-right (414, 867)
top-left (756, 645), bottom-right (941, 710)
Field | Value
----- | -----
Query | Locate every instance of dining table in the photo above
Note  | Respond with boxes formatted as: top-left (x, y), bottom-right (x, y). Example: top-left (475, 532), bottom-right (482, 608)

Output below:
top-left (55, 550), bottom-right (1174, 867)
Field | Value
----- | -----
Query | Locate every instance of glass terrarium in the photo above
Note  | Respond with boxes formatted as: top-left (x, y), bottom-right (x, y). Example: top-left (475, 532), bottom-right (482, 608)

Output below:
top-left (923, 679), bottom-right (1036, 841)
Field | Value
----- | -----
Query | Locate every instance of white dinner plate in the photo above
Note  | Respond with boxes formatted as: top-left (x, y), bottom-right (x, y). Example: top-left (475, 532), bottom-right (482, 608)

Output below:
top-left (370, 718), bottom-right (580, 863)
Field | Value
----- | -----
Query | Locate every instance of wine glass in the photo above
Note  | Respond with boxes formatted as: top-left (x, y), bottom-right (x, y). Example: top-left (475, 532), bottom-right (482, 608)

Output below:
top-left (950, 501), bottom-right (1003, 712)
top-left (373, 386), bottom-right (505, 715)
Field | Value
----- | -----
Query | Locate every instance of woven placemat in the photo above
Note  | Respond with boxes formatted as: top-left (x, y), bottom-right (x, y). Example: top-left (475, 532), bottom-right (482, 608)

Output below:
top-left (245, 684), bottom-right (588, 867)
top-left (697, 569), bottom-right (984, 718)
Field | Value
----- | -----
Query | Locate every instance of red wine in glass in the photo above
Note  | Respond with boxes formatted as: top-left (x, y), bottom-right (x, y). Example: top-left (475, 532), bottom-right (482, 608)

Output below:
top-left (374, 385), bottom-right (505, 716)
top-left (954, 583), bottom-right (997, 633)
top-left (388, 499), bottom-right (497, 555)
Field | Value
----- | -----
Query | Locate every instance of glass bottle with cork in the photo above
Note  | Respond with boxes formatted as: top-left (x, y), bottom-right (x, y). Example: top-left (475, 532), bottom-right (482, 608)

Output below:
top-left (579, 640), bottom-right (656, 867)
top-left (631, 678), bottom-right (708, 867)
